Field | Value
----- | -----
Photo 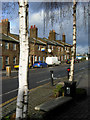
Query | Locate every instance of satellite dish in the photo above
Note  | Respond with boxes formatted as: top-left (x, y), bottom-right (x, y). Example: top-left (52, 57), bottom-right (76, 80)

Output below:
top-left (48, 49), bottom-right (51, 53)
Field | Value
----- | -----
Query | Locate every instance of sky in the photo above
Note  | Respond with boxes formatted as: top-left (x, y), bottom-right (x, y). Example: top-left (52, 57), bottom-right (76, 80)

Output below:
top-left (1, 1), bottom-right (89, 54)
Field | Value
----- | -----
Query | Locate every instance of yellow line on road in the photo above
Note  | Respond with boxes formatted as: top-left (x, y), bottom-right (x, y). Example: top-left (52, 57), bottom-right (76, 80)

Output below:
top-left (0, 96), bottom-right (17, 108)
top-left (0, 82), bottom-right (49, 108)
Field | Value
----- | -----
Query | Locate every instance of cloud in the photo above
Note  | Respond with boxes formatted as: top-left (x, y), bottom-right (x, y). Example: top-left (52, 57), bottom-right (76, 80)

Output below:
top-left (29, 11), bottom-right (43, 26)
top-left (10, 17), bottom-right (19, 34)
top-left (9, 3), bottom-right (88, 55)
top-left (76, 45), bottom-right (88, 54)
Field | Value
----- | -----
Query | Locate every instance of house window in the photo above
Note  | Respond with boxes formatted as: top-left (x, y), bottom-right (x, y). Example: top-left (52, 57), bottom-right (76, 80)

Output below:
top-left (65, 47), bottom-right (67, 51)
top-left (67, 47), bottom-right (69, 51)
top-left (38, 56), bottom-right (40, 61)
top-left (29, 56), bottom-right (30, 63)
top-left (67, 55), bottom-right (69, 59)
top-left (5, 56), bottom-right (9, 65)
top-left (35, 55), bottom-right (37, 61)
top-left (43, 57), bottom-right (45, 62)
top-left (58, 47), bottom-right (60, 51)
top-left (13, 57), bottom-right (16, 64)
top-left (61, 56), bottom-right (63, 61)
top-left (38, 45), bottom-right (40, 50)
top-left (5, 42), bottom-right (9, 49)
top-left (48, 45), bottom-right (50, 49)
top-left (61, 47), bottom-right (63, 52)
top-left (64, 55), bottom-right (66, 60)
top-left (0, 56), bottom-right (2, 69)
top-left (13, 44), bottom-right (16, 50)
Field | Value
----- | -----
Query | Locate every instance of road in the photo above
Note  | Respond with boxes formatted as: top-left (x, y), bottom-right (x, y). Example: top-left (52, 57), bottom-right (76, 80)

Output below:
top-left (1, 60), bottom-right (88, 105)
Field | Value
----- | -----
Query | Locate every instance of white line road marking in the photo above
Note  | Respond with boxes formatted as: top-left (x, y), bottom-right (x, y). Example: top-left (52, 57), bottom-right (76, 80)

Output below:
top-left (0, 78), bottom-right (51, 97)
top-left (79, 67), bottom-right (86, 71)
top-left (12, 76), bottom-right (18, 79)
top-left (36, 78), bottom-right (51, 84)
top-left (0, 89), bottom-right (18, 97)
top-left (1, 66), bottom-right (87, 97)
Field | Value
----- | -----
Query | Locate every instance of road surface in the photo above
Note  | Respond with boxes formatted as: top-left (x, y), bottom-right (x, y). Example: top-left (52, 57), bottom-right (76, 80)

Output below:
top-left (1, 60), bottom-right (88, 104)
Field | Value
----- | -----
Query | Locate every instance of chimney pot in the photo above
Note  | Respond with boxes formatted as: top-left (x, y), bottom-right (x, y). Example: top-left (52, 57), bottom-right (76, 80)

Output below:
top-left (31, 25), bottom-right (33, 29)
top-left (3, 19), bottom-right (5, 22)
top-left (34, 25), bottom-right (35, 28)
top-left (6, 18), bottom-right (8, 21)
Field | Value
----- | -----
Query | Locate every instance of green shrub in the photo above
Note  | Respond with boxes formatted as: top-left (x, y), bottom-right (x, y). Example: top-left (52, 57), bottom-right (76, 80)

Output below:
top-left (54, 84), bottom-right (64, 97)
top-left (4, 115), bottom-right (10, 120)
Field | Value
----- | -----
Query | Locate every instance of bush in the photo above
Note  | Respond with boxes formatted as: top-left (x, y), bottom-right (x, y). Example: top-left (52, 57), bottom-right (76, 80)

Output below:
top-left (54, 84), bottom-right (64, 97)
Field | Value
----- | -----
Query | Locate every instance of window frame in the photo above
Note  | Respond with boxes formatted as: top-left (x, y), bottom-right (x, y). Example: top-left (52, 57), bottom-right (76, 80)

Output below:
top-left (13, 43), bottom-right (16, 50)
top-left (13, 56), bottom-right (16, 65)
top-left (38, 56), bottom-right (40, 61)
top-left (5, 56), bottom-right (9, 65)
top-left (5, 42), bottom-right (9, 50)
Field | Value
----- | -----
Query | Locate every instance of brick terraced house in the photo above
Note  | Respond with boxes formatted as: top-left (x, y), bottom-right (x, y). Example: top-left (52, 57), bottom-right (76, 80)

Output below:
top-left (0, 19), bottom-right (19, 69)
top-left (0, 19), bottom-right (72, 69)
top-left (29, 25), bottom-right (72, 66)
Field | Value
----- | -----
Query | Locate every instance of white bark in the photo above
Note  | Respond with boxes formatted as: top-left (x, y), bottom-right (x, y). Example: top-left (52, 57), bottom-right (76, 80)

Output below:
top-left (16, 0), bottom-right (29, 119)
top-left (69, 0), bottom-right (76, 81)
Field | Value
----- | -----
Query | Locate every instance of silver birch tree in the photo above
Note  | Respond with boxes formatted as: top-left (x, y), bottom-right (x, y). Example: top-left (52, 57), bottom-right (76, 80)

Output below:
top-left (69, 0), bottom-right (77, 81)
top-left (16, 0), bottom-right (29, 119)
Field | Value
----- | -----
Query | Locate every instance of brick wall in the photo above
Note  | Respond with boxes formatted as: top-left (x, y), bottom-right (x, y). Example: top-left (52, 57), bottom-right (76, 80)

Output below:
top-left (62, 33), bottom-right (66, 43)
top-left (0, 19), bottom-right (10, 35)
top-left (2, 41), bottom-right (19, 69)
top-left (48, 30), bottom-right (56, 41)
top-left (30, 25), bottom-right (38, 38)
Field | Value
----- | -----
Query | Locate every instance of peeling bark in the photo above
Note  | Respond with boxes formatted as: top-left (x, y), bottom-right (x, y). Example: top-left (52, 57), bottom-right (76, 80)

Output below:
top-left (69, 0), bottom-right (77, 82)
top-left (16, 0), bottom-right (29, 119)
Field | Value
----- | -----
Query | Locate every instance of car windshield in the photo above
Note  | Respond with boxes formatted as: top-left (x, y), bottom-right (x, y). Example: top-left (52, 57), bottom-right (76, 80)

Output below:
top-left (34, 61), bottom-right (43, 64)
top-left (34, 61), bottom-right (40, 63)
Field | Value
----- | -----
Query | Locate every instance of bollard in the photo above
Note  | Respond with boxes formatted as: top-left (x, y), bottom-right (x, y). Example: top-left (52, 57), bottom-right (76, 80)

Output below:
top-left (67, 67), bottom-right (70, 79)
top-left (50, 70), bottom-right (54, 86)
top-left (6, 66), bottom-right (11, 77)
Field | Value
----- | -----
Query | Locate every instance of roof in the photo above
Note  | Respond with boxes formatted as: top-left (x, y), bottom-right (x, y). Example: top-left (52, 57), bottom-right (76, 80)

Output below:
top-left (55, 40), bottom-right (71, 47)
top-left (29, 37), bottom-right (46, 45)
top-left (0, 33), bottom-right (71, 47)
top-left (0, 33), bottom-right (19, 43)
top-left (38, 37), bottom-right (64, 46)
top-left (29, 37), bottom-right (71, 47)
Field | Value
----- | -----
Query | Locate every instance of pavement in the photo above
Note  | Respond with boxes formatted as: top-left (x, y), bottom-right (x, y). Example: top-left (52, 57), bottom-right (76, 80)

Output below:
top-left (0, 62), bottom-right (89, 120)
top-left (27, 68), bottom-right (89, 120)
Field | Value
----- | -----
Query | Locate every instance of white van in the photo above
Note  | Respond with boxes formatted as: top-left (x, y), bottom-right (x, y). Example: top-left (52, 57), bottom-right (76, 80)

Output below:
top-left (46, 57), bottom-right (61, 66)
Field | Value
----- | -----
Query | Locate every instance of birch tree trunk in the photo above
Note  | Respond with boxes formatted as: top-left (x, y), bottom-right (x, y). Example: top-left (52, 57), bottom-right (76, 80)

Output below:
top-left (69, 0), bottom-right (76, 81)
top-left (16, 0), bottom-right (29, 119)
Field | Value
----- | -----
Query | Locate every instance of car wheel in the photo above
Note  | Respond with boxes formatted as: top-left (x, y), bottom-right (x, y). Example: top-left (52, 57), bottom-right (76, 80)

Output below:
top-left (40, 65), bottom-right (43, 68)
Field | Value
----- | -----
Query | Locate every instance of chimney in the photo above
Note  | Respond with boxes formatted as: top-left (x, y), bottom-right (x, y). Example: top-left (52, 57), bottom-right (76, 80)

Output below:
top-left (0, 19), bottom-right (10, 35)
top-left (62, 33), bottom-right (66, 43)
top-left (30, 25), bottom-right (38, 39)
top-left (48, 30), bottom-right (56, 41)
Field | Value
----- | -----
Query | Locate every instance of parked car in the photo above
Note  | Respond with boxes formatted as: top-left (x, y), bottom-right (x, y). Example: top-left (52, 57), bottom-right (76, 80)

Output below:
top-left (66, 58), bottom-right (79, 64)
top-left (66, 59), bottom-right (71, 64)
top-left (33, 61), bottom-right (48, 68)
top-left (14, 64), bottom-right (32, 70)
top-left (46, 57), bottom-right (61, 66)
top-left (75, 58), bottom-right (80, 63)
